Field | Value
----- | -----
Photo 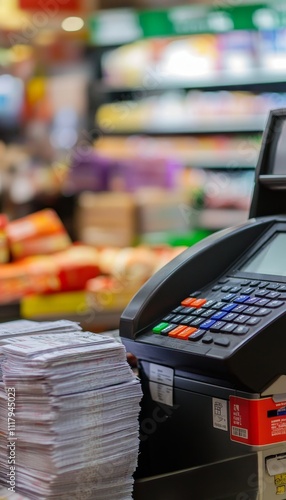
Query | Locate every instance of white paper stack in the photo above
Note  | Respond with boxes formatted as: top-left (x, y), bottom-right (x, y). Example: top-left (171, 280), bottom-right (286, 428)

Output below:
top-left (0, 320), bottom-right (84, 488)
top-left (0, 487), bottom-right (30, 499)
top-left (0, 321), bottom-right (142, 499)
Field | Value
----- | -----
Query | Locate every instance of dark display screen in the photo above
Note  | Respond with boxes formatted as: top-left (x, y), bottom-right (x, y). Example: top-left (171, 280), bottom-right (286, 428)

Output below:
top-left (240, 232), bottom-right (286, 276)
top-left (271, 121), bottom-right (286, 174)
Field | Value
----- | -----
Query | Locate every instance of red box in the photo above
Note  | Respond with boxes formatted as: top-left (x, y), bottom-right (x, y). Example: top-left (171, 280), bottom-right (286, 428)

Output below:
top-left (230, 395), bottom-right (286, 446)
top-left (19, 0), bottom-right (80, 10)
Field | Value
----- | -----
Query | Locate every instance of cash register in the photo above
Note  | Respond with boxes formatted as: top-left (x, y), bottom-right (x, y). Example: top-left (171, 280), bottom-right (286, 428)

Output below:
top-left (120, 109), bottom-right (286, 500)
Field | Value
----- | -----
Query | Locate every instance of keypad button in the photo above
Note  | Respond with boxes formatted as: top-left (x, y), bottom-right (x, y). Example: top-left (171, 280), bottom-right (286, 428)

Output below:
top-left (266, 300), bottom-right (284, 308)
top-left (202, 334), bottom-right (213, 344)
top-left (280, 293), bottom-right (286, 300)
top-left (254, 308), bottom-right (271, 316)
top-left (212, 302), bottom-right (225, 310)
top-left (258, 281), bottom-right (269, 288)
top-left (221, 323), bottom-right (236, 333)
top-left (229, 286), bottom-right (242, 293)
top-left (201, 309), bottom-right (216, 318)
top-left (172, 306), bottom-right (184, 313)
top-left (180, 316), bottom-right (196, 325)
top-left (249, 281), bottom-right (260, 287)
top-left (188, 329), bottom-right (205, 341)
top-left (233, 304), bottom-right (247, 313)
top-left (234, 295), bottom-right (251, 303)
top-left (181, 297), bottom-right (197, 307)
top-left (212, 285), bottom-right (222, 291)
top-left (245, 297), bottom-right (259, 304)
top-left (210, 321), bottom-right (226, 332)
top-left (255, 290), bottom-right (268, 297)
top-left (173, 315), bottom-right (186, 323)
top-left (255, 298), bottom-right (270, 307)
top-left (223, 312), bottom-right (238, 322)
top-left (180, 307), bottom-right (196, 315)
top-left (234, 315), bottom-right (248, 324)
top-left (202, 300), bottom-right (217, 309)
top-left (266, 291), bottom-right (280, 299)
top-left (222, 293), bottom-right (237, 302)
top-left (211, 311), bottom-right (228, 321)
top-left (246, 317), bottom-right (261, 326)
top-left (161, 324), bottom-right (177, 335)
top-left (168, 325), bottom-right (188, 337)
top-left (192, 308), bottom-right (205, 317)
top-left (278, 285), bottom-right (286, 292)
top-left (222, 303), bottom-right (237, 312)
top-left (214, 337), bottom-right (230, 347)
top-left (221, 285), bottom-right (232, 292)
top-left (233, 325), bottom-right (249, 335)
top-left (190, 317), bottom-right (205, 326)
top-left (243, 306), bottom-right (259, 315)
top-left (239, 280), bottom-right (251, 286)
top-left (243, 287), bottom-right (254, 294)
top-left (200, 319), bottom-right (216, 330)
top-left (153, 322), bottom-right (169, 333)
top-left (162, 314), bottom-right (175, 322)
top-left (177, 327), bottom-right (198, 340)
top-left (191, 298), bottom-right (207, 308)
top-left (266, 283), bottom-right (280, 290)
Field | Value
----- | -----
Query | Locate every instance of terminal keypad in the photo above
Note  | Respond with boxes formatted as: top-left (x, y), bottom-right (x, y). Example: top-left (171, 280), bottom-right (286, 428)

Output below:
top-left (152, 277), bottom-right (285, 349)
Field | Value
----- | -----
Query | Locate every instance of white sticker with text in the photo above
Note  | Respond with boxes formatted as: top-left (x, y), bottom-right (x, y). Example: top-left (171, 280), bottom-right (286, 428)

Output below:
top-left (213, 398), bottom-right (228, 431)
top-left (149, 381), bottom-right (173, 407)
top-left (149, 363), bottom-right (174, 386)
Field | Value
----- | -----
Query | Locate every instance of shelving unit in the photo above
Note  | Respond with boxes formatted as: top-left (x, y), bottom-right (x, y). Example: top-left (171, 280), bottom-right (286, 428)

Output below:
top-left (86, 2), bottom-right (286, 233)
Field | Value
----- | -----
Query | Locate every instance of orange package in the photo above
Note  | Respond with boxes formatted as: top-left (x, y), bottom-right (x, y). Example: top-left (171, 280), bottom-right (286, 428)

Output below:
top-left (0, 214), bottom-right (9, 263)
top-left (7, 209), bottom-right (71, 260)
top-left (0, 245), bottom-right (101, 304)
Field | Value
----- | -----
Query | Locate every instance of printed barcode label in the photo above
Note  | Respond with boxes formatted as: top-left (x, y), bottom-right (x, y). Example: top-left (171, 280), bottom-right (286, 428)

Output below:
top-left (232, 426), bottom-right (248, 439)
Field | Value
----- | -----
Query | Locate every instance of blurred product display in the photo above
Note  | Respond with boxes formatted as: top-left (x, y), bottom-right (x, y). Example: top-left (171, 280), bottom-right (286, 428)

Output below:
top-left (1, 3), bottom-right (286, 500)
top-left (1, 0), bottom-right (286, 330)
top-left (0, 208), bottom-right (187, 328)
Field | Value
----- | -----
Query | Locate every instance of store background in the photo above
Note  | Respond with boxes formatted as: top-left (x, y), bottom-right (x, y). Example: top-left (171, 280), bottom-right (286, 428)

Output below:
top-left (0, 0), bottom-right (285, 328)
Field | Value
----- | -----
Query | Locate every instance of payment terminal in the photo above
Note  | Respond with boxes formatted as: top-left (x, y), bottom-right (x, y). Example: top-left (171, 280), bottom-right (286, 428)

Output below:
top-left (120, 109), bottom-right (286, 500)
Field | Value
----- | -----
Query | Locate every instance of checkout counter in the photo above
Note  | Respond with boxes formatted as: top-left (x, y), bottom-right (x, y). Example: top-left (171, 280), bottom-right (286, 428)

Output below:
top-left (120, 108), bottom-right (286, 499)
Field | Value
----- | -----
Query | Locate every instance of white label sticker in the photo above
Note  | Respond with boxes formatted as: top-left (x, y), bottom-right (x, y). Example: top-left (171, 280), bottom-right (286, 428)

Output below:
top-left (212, 398), bottom-right (228, 431)
top-left (149, 363), bottom-right (174, 386)
top-left (149, 381), bottom-right (173, 407)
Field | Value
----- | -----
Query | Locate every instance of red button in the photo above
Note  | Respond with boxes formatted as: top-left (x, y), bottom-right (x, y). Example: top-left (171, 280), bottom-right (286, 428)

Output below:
top-left (168, 325), bottom-right (188, 338)
top-left (177, 326), bottom-right (198, 339)
top-left (181, 297), bottom-right (197, 307)
top-left (190, 298), bottom-right (207, 308)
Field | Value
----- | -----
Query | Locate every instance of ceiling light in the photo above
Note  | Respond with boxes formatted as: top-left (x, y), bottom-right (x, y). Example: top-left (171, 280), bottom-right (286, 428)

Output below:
top-left (61, 17), bottom-right (84, 32)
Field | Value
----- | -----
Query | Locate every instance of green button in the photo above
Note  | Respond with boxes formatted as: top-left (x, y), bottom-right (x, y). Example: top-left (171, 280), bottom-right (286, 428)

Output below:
top-left (152, 322), bottom-right (169, 333)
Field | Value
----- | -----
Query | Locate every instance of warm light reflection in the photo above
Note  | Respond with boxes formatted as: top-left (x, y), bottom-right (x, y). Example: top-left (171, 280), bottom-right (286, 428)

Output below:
top-left (0, 0), bottom-right (29, 29)
top-left (61, 17), bottom-right (84, 32)
top-left (34, 30), bottom-right (57, 46)
top-left (10, 44), bottom-right (34, 62)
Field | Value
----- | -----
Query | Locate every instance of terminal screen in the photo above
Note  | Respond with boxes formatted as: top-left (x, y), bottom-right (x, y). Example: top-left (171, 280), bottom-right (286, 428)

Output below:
top-left (270, 120), bottom-right (286, 175)
top-left (240, 233), bottom-right (286, 277)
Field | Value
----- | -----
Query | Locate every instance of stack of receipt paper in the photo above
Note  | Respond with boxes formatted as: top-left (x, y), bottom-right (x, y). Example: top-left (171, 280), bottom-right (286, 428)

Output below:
top-left (0, 319), bottom-right (142, 499)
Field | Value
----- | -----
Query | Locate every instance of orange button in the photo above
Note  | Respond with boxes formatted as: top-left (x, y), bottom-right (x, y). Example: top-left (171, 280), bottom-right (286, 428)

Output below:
top-left (181, 297), bottom-right (197, 307)
top-left (168, 325), bottom-right (188, 338)
top-left (177, 326), bottom-right (198, 339)
top-left (190, 298), bottom-right (207, 308)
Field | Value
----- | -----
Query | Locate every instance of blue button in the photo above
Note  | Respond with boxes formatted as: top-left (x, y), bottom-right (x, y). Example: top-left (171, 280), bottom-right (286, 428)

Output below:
top-left (245, 297), bottom-right (259, 304)
top-left (222, 302), bottom-right (236, 312)
top-left (200, 319), bottom-right (216, 330)
top-left (211, 311), bottom-right (227, 320)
